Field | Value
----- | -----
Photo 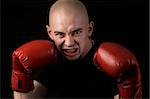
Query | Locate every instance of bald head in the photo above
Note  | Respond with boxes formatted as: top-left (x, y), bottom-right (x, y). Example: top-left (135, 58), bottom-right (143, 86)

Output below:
top-left (46, 0), bottom-right (94, 60)
top-left (49, 0), bottom-right (89, 25)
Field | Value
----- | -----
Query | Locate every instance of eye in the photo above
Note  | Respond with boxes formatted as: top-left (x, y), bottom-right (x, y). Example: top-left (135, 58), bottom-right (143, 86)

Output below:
top-left (55, 33), bottom-right (64, 38)
top-left (73, 30), bottom-right (82, 36)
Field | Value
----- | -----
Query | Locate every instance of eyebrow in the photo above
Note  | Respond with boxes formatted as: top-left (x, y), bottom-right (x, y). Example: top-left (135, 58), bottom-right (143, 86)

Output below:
top-left (54, 31), bottom-right (64, 34)
top-left (72, 28), bottom-right (83, 33)
top-left (54, 28), bottom-right (83, 34)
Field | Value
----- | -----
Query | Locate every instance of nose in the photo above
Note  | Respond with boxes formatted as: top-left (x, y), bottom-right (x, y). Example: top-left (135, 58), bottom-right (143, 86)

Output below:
top-left (64, 35), bottom-right (75, 47)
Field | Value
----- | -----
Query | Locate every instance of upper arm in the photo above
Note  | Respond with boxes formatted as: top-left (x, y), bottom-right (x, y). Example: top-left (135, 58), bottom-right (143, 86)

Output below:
top-left (13, 80), bottom-right (48, 99)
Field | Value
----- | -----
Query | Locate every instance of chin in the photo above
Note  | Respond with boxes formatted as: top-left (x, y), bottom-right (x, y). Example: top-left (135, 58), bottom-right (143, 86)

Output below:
top-left (65, 55), bottom-right (80, 61)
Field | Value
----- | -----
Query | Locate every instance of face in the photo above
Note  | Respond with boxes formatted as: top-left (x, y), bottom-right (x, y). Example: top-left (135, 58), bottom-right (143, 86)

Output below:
top-left (47, 11), bottom-right (94, 61)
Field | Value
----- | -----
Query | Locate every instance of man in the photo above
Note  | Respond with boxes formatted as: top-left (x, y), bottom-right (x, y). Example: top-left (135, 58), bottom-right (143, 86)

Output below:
top-left (11, 0), bottom-right (142, 99)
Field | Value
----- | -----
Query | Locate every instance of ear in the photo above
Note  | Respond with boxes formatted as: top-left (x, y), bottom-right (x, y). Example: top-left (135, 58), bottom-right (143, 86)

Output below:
top-left (88, 21), bottom-right (94, 37)
top-left (46, 25), bottom-right (54, 40)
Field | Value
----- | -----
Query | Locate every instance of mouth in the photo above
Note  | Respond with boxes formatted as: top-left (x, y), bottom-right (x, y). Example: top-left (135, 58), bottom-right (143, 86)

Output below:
top-left (63, 48), bottom-right (78, 57)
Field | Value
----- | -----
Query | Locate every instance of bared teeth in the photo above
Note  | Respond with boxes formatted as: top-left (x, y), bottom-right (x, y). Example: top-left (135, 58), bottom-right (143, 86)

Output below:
top-left (65, 49), bottom-right (76, 53)
top-left (63, 48), bottom-right (78, 57)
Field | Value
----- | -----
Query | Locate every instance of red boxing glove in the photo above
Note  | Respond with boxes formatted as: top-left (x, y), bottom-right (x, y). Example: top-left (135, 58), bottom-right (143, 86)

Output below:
top-left (93, 42), bottom-right (142, 99)
top-left (11, 40), bottom-right (57, 92)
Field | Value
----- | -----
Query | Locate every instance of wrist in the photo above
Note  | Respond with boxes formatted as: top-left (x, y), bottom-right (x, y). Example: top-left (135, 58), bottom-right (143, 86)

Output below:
top-left (11, 70), bottom-right (34, 92)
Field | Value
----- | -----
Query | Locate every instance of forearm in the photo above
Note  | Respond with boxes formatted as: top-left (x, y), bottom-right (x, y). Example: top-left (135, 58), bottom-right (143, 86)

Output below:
top-left (114, 94), bottom-right (119, 99)
top-left (13, 80), bottom-right (48, 99)
top-left (14, 91), bottom-right (37, 99)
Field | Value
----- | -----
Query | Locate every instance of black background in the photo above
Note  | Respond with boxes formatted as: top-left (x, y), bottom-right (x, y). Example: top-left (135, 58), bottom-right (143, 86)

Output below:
top-left (1, 0), bottom-right (149, 98)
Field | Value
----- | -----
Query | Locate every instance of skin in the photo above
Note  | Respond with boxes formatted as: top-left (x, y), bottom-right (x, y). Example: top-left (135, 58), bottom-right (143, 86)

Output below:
top-left (14, 0), bottom-right (119, 99)
top-left (46, 1), bottom-right (119, 98)
top-left (46, 0), bottom-right (94, 60)
top-left (14, 80), bottom-right (48, 99)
